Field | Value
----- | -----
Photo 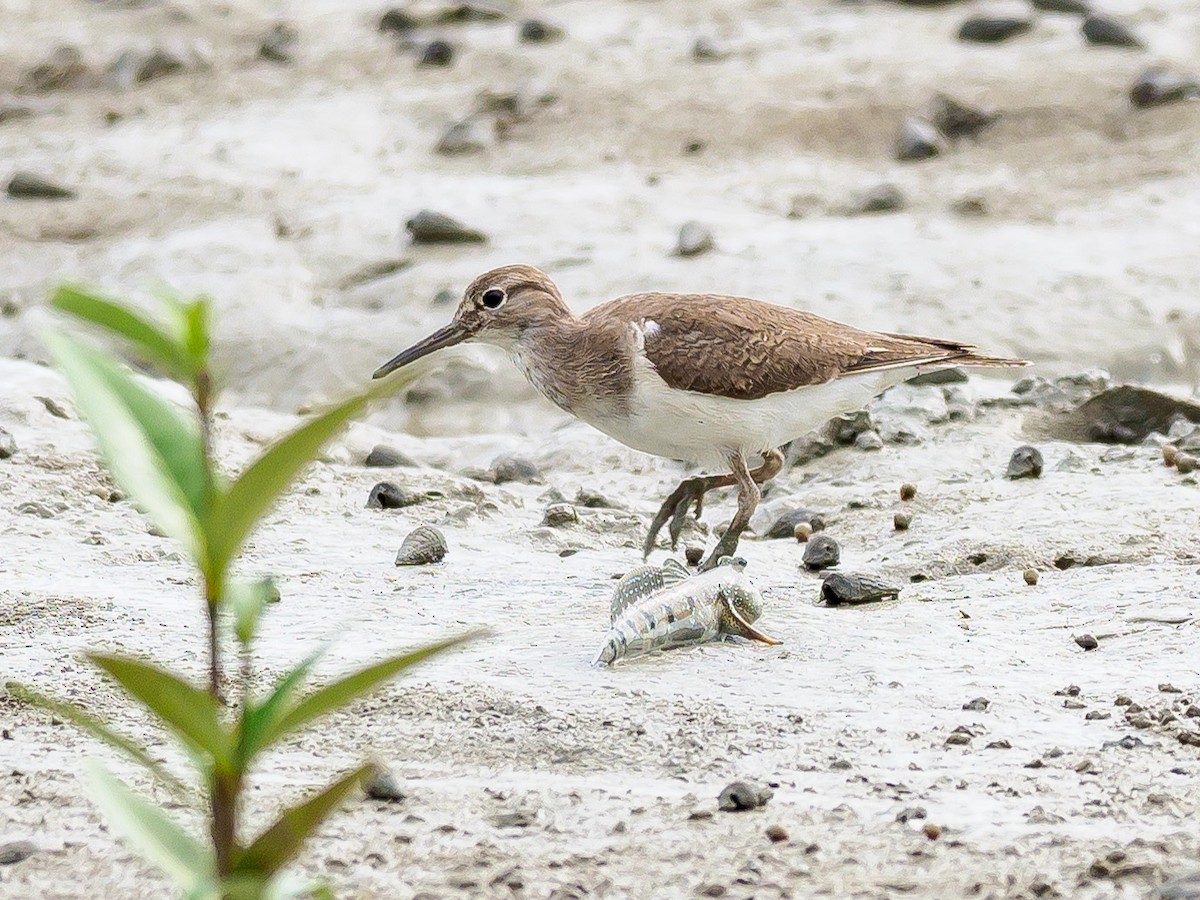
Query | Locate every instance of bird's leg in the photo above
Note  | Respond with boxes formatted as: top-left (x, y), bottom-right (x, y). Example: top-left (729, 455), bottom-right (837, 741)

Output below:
top-left (698, 451), bottom-right (763, 572)
top-left (642, 448), bottom-right (785, 562)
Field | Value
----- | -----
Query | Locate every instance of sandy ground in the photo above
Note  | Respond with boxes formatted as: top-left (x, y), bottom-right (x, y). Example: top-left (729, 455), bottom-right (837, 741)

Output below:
top-left (3, 0), bottom-right (1200, 898)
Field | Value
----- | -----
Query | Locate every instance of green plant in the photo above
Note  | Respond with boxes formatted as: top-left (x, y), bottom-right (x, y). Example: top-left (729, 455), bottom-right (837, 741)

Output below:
top-left (6, 287), bottom-right (473, 899)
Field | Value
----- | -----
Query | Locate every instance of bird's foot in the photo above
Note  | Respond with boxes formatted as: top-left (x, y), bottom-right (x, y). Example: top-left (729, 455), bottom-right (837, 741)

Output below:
top-left (642, 476), bottom-right (712, 559)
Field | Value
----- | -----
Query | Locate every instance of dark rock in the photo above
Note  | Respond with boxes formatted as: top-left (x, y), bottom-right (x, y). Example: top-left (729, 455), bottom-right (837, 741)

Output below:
top-left (0, 104), bottom-right (36, 125)
top-left (684, 545), bottom-right (705, 567)
top-left (1081, 16), bottom-right (1143, 48)
top-left (418, 40), bottom-right (455, 67)
top-left (541, 502), bottom-right (578, 527)
top-left (258, 23), bottom-right (298, 63)
top-left (958, 17), bottom-right (1033, 43)
top-left (1074, 633), bottom-right (1099, 651)
top-left (431, 2), bottom-right (507, 24)
top-left (1031, 0), bottom-right (1089, 12)
top-left (366, 482), bottom-right (422, 509)
top-left (22, 47), bottom-right (89, 93)
top-left (896, 117), bottom-right (944, 161)
top-left (928, 94), bottom-right (997, 139)
top-left (0, 841), bottom-right (35, 865)
top-left (803, 534), bottom-right (840, 571)
top-left (893, 511), bottom-right (912, 530)
top-left (116, 47), bottom-right (186, 85)
top-left (365, 445), bottom-right (417, 468)
top-left (7, 172), bottom-right (76, 200)
top-left (900, 482), bottom-right (918, 501)
top-left (765, 824), bottom-right (788, 843)
top-left (378, 8), bottom-right (420, 32)
top-left (363, 768), bottom-right (406, 801)
top-left (692, 37), bottom-right (729, 61)
top-left (849, 183), bottom-right (905, 215)
top-left (963, 697), bottom-right (990, 712)
top-left (717, 780), bottom-right (773, 812)
top-left (1058, 386), bottom-right (1200, 444)
top-left (820, 572), bottom-right (899, 606)
top-left (405, 210), bottom-right (486, 244)
top-left (944, 731), bottom-right (971, 746)
top-left (435, 119), bottom-right (487, 155)
top-left (574, 488), bottom-right (616, 508)
top-left (518, 19), bottom-right (564, 43)
top-left (490, 454), bottom-right (541, 484)
top-left (674, 222), bottom-right (714, 257)
top-left (0, 429), bottom-right (17, 459)
top-left (764, 508), bottom-right (826, 539)
top-left (1131, 67), bottom-right (1200, 109)
top-left (1005, 445), bottom-right (1044, 479)
top-left (395, 525), bottom-right (447, 566)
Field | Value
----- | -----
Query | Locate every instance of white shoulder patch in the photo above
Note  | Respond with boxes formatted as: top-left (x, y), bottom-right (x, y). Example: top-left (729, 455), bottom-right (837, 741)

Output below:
top-left (641, 319), bottom-right (661, 339)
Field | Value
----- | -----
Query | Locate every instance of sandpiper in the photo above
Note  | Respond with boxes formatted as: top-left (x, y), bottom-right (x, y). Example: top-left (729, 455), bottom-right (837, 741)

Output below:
top-left (374, 265), bottom-right (1026, 569)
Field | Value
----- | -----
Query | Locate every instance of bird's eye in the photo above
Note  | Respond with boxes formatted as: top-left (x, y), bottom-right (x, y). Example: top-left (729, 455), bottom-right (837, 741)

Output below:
top-left (481, 288), bottom-right (506, 309)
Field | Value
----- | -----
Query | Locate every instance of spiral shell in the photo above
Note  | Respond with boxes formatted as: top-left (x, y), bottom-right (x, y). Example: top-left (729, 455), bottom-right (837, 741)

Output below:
top-left (394, 525), bottom-right (447, 566)
top-left (819, 572), bottom-right (899, 606)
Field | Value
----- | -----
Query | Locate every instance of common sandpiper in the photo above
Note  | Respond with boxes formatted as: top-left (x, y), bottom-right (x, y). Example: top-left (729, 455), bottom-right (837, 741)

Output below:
top-left (374, 265), bottom-right (1026, 570)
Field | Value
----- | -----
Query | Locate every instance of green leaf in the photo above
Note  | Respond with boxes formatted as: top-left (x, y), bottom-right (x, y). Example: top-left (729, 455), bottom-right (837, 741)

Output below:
top-left (205, 375), bottom-right (418, 581)
top-left (42, 329), bottom-right (210, 564)
top-left (233, 765), bottom-right (372, 877)
top-left (50, 287), bottom-right (196, 381)
top-left (238, 649), bottom-right (325, 767)
top-left (260, 634), bottom-right (476, 752)
top-left (86, 761), bottom-right (213, 891)
top-left (182, 297), bottom-right (212, 364)
top-left (5, 681), bottom-right (190, 799)
top-left (229, 578), bottom-right (279, 646)
top-left (88, 653), bottom-right (234, 774)
top-left (219, 872), bottom-right (332, 900)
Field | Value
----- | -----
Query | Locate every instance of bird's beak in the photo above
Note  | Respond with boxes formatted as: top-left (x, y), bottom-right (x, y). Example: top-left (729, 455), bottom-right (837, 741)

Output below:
top-left (372, 321), bottom-right (470, 379)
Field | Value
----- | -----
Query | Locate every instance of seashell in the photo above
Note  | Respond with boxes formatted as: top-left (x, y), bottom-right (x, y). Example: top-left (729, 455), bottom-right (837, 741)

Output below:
top-left (802, 534), bottom-right (840, 570)
top-left (367, 481), bottom-right (419, 509)
top-left (394, 525), bottom-right (447, 566)
top-left (820, 572), bottom-right (900, 606)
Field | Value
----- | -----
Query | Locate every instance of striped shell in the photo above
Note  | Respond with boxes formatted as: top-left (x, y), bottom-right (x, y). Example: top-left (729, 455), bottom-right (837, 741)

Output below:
top-left (394, 525), bottom-right (447, 566)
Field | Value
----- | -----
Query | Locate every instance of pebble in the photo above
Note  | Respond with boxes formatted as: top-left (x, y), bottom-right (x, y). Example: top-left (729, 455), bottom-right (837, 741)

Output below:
top-left (1031, 0), bottom-right (1089, 12)
top-left (363, 768), bottom-right (406, 801)
top-left (900, 482), bottom-right (917, 501)
top-left (674, 222), bottom-right (715, 258)
top-left (258, 23), bottom-right (298, 63)
top-left (684, 545), bottom-right (705, 566)
top-left (944, 731), bottom-right (971, 746)
top-left (518, 19), bottom-right (564, 43)
top-left (958, 17), bottom-right (1033, 43)
top-left (854, 430), bottom-right (884, 451)
top-left (395, 525), bottom-right (447, 566)
top-left (820, 572), bottom-right (900, 606)
top-left (893, 512), bottom-right (912, 531)
top-left (1081, 15), bottom-right (1143, 48)
top-left (0, 841), bottom-right (35, 866)
top-left (541, 503), bottom-right (578, 527)
top-left (1074, 633), bottom-right (1099, 651)
top-left (7, 172), bottom-right (76, 200)
top-left (435, 119), bottom-right (487, 155)
top-left (366, 482), bottom-right (421, 509)
top-left (692, 37), bottom-right (729, 61)
top-left (109, 47), bottom-right (186, 88)
top-left (490, 454), bottom-right (541, 484)
top-left (802, 534), bottom-right (840, 571)
top-left (896, 806), bottom-right (927, 823)
top-left (378, 8), bottom-right (419, 32)
top-left (794, 522), bottom-right (813, 543)
top-left (22, 46), bottom-right (89, 93)
top-left (405, 210), bottom-right (486, 244)
top-left (1163, 445), bottom-right (1179, 467)
top-left (928, 93), bottom-right (997, 139)
top-left (765, 508), bottom-right (826, 539)
top-left (1005, 445), bottom-right (1044, 479)
top-left (849, 183), bottom-right (904, 215)
top-left (963, 697), bottom-right (990, 712)
top-left (431, 2), bottom-right (507, 24)
top-left (1024, 569), bottom-right (1039, 586)
top-left (0, 428), bottom-right (16, 459)
top-left (365, 444), bottom-right (417, 468)
top-left (717, 781), bottom-right (773, 812)
top-left (922, 823), bottom-right (942, 841)
top-left (896, 117), bottom-right (944, 161)
top-left (1176, 453), bottom-right (1197, 474)
top-left (574, 488), bottom-right (615, 508)
top-left (1130, 67), bottom-right (1200, 108)
top-left (765, 824), bottom-right (789, 843)
top-left (418, 40), bottom-right (455, 68)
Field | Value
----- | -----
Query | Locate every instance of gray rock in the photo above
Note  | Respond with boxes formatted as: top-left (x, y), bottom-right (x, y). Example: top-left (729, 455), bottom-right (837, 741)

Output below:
top-left (895, 806), bottom-right (927, 822)
top-left (518, 19), bottom-right (564, 43)
top-left (435, 119), bottom-right (488, 155)
top-left (0, 840), bottom-right (35, 865)
top-left (1074, 633), bottom-right (1099, 651)
top-left (1055, 386), bottom-right (1200, 444)
top-left (1032, 0), bottom-right (1089, 13)
top-left (674, 222), bottom-right (715, 258)
top-left (490, 454), bottom-right (542, 484)
top-left (366, 445), bottom-right (418, 468)
top-left (108, 47), bottom-right (186, 88)
top-left (21, 47), bottom-right (89, 93)
top-left (717, 780), bottom-right (773, 812)
top-left (849, 183), bottom-right (905, 215)
top-left (378, 8), bottom-right (419, 32)
top-left (430, 2), bottom-right (507, 24)
top-left (854, 430), bottom-right (883, 451)
top-left (405, 210), bottom-right (486, 244)
top-left (7, 172), bottom-right (76, 200)
top-left (541, 502), bottom-right (578, 527)
top-left (820, 572), bottom-right (899, 606)
top-left (1131, 67), bottom-right (1200, 109)
top-left (418, 40), bottom-right (455, 67)
top-left (958, 17), bottom-right (1033, 43)
top-left (928, 93), bottom-right (997, 140)
top-left (762, 507), bottom-right (827, 539)
top-left (803, 534), bottom-right (840, 571)
top-left (1006, 445), bottom-right (1044, 479)
top-left (258, 23), bottom-right (298, 64)
top-left (896, 117), bottom-right (944, 161)
top-left (0, 104), bottom-right (36, 125)
top-left (363, 768), bottom-right (406, 801)
top-left (0, 428), bottom-right (16, 459)
top-left (1081, 16), bottom-right (1143, 48)
top-left (395, 525), bottom-right (447, 566)
top-left (692, 37), bottom-right (729, 61)
top-left (367, 482), bottom-right (422, 509)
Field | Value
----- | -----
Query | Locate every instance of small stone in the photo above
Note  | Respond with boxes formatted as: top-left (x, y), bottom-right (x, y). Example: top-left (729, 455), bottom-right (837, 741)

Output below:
top-left (0, 429), bottom-right (16, 459)
top-left (1131, 67), bottom-right (1200, 109)
top-left (435, 120), bottom-right (486, 155)
top-left (986, 739), bottom-right (1012, 749)
top-left (1031, 0), bottom-right (1089, 12)
top-left (951, 196), bottom-right (988, 217)
top-left (900, 482), bottom-right (917, 501)
top-left (944, 732), bottom-right (971, 746)
top-left (395, 525), bottom-right (447, 566)
top-left (21, 46), bottom-right (89, 93)
top-left (765, 824), bottom-right (788, 843)
top-left (0, 840), bottom-right (35, 865)
top-left (896, 806), bottom-right (927, 823)
top-left (923, 823), bottom-right (942, 840)
top-left (541, 503), bottom-right (578, 527)
top-left (963, 697), bottom-right (990, 712)
top-left (406, 210), bottom-right (485, 244)
top-left (365, 445), bottom-right (416, 468)
top-left (1163, 445), bottom-right (1179, 466)
top-left (794, 522), bottom-right (813, 542)
top-left (1006, 445), bottom-right (1044, 479)
top-left (802, 534), bottom-right (840, 571)
top-left (1086, 710), bottom-right (1111, 720)
top-left (1063, 699), bottom-right (1086, 709)
top-left (366, 482), bottom-right (420, 509)
top-left (378, 8), bottom-right (419, 32)
top-left (820, 572), bottom-right (900, 606)
top-left (893, 512), bottom-right (912, 531)
top-left (896, 117), bottom-right (944, 161)
top-left (684, 545), bottom-right (705, 566)
top-left (850, 184), bottom-right (905, 215)
top-left (1081, 15), bottom-right (1143, 48)
top-left (1176, 453), bottom-right (1197, 474)
top-left (518, 19), bottom-right (564, 43)
top-left (7, 172), bottom-right (76, 200)
top-left (490, 454), bottom-right (541, 484)
top-left (958, 17), bottom-right (1033, 43)
top-left (258, 23), bottom-right (298, 63)
top-left (1160, 683), bottom-right (1183, 693)
top-left (363, 768), bottom-right (405, 801)
top-left (692, 37), bottom-right (728, 61)
top-left (418, 40), bottom-right (455, 67)
top-left (1024, 569), bottom-right (1039, 586)
top-left (700, 885), bottom-right (726, 898)
top-left (928, 93), bottom-right (997, 140)
top-left (674, 222), bottom-right (714, 258)
top-left (114, 47), bottom-right (185, 86)
top-left (574, 488), bottom-right (615, 508)
top-left (431, 2), bottom-right (507, 24)
top-left (1025, 758), bottom-right (1046, 769)
top-left (717, 781), bottom-right (773, 812)
top-left (854, 430), bottom-right (884, 451)
top-left (1074, 633), bottom-right (1099, 651)
top-left (765, 508), bottom-right (826, 539)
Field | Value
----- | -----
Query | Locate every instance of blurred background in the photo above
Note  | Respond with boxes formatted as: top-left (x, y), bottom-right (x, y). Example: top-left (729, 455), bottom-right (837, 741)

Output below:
top-left (2, 0), bottom-right (1198, 435)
